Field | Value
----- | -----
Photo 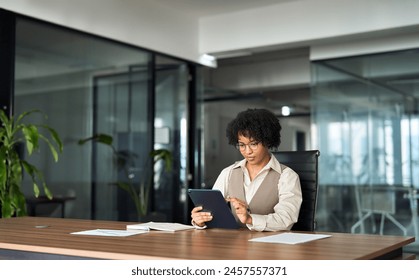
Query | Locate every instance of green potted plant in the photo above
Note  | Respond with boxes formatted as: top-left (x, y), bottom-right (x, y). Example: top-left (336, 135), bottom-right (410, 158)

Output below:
top-left (0, 109), bottom-right (63, 218)
top-left (78, 133), bottom-right (172, 219)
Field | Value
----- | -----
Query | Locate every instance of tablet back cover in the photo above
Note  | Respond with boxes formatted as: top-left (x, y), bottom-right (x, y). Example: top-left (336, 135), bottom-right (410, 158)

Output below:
top-left (188, 189), bottom-right (239, 229)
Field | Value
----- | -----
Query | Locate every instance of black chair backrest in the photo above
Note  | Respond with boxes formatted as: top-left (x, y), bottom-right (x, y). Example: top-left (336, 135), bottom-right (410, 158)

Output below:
top-left (272, 150), bottom-right (320, 231)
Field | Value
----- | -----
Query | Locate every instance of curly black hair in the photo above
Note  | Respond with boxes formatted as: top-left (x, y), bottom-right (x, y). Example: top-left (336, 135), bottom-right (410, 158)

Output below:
top-left (226, 108), bottom-right (282, 149)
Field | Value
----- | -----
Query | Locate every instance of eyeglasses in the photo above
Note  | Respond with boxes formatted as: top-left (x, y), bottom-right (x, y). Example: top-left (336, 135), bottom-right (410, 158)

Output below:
top-left (235, 142), bottom-right (260, 151)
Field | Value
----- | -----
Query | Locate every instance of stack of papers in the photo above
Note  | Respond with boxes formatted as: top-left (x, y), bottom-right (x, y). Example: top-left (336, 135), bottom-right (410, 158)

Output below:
top-left (71, 229), bottom-right (147, 237)
top-left (127, 222), bottom-right (194, 232)
top-left (70, 222), bottom-right (194, 237)
top-left (249, 232), bottom-right (331, 245)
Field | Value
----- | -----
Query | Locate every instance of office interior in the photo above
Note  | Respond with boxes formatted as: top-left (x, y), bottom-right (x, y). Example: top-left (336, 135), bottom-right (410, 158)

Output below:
top-left (0, 0), bottom-right (418, 256)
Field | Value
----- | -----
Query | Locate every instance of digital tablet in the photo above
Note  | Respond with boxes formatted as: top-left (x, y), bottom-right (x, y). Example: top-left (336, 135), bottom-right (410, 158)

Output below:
top-left (188, 189), bottom-right (239, 229)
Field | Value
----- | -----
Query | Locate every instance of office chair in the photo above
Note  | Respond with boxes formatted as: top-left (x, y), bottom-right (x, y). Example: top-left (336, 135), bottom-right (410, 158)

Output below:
top-left (272, 150), bottom-right (320, 231)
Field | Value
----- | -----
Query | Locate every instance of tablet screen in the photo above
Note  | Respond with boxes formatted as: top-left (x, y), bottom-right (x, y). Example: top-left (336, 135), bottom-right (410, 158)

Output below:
top-left (188, 189), bottom-right (239, 229)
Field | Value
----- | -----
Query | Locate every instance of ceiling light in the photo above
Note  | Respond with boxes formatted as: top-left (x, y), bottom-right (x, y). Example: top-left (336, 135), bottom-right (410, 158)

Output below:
top-left (281, 106), bottom-right (290, 116)
top-left (199, 53), bottom-right (217, 68)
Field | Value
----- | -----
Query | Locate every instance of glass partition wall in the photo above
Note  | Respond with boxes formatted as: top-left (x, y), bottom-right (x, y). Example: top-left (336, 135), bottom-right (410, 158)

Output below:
top-left (312, 50), bottom-right (419, 246)
top-left (154, 55), bottom-right (190, 223)
top-left (11, 16), bottom-right (199, 223)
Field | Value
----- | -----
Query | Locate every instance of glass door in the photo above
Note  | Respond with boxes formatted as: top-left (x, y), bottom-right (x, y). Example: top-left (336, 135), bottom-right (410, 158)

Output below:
top-left (93, 64), bottom-right (152, 221)
top-left (154, 55), bottom-right (190, 223)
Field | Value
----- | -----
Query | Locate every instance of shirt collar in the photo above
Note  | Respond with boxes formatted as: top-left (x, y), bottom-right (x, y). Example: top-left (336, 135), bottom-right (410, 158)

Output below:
top-left (232, 153), bottom-right (283, 174)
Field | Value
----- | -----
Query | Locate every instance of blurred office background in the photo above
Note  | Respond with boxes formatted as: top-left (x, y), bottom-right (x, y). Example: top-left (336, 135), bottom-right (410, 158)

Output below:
top-left (0, 0), bottom-right (418, 254)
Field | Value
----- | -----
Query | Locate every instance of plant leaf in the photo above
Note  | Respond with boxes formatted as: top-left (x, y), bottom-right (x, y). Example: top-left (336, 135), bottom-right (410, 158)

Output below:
top-left (39, 134), bottom-right (59, 162)
top-left (9, 151), bottom-right (23, 185)
top-left (15, 109), bottom-right (41, 124)
top-left (0, 147), bottom-right (7, 189)
top-left (43, 182), bottom-right (53, 199)
top-left (11, 187), bottom-right (27, 216)
top-left (22, 124), bottom-right (39, 155)
top-left (151, 149), bottom-right (173, 171)
top-left (1, 195), bottom-right (13, 218)
top-left (78, 133), bottom-right (113, 146)
top-left (33, 182), bottom-right (40, 197)
top-left (0, 109), bottom-right (61, 218)
top-left (116, 182), bottom-right (131, 192)
top-left (40, 125), bottom-right (63, 152)
top-left (0, 109), bottom-right (9, 124)
top-left (21, 160), bottom-right (52, 200)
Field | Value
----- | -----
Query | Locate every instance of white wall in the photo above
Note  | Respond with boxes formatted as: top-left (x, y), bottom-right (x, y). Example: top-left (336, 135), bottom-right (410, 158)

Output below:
top-left (1, 0), bottom-right (419, 65)
top-left (0, 0), bottom-right (200, 63)
top-left (200, 0), bottom-right (419, 56)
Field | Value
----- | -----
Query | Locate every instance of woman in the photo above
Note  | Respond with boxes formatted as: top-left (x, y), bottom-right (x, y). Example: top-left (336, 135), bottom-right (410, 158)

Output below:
top-left (191, 108), bottom-right (302, 231)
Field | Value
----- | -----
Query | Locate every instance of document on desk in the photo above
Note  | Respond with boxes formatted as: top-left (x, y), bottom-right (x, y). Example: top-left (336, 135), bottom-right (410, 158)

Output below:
top-left (70, 229), bottom-right (147, 237)
top-left (127, 222), bottom-right (194, 232)
top-left (249, 232), bottom-right (332, 245)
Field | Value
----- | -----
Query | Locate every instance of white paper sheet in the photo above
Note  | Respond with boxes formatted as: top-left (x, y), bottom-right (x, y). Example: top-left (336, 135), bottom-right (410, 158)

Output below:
top-left (70, 229), bottom-right (147, 237)
top-left (249, 232), bottom-right (332, 245)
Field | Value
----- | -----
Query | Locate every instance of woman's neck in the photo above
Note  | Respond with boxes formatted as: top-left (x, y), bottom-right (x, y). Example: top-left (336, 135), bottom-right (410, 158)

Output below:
top-left (246, 155), bottom-right (271, 180)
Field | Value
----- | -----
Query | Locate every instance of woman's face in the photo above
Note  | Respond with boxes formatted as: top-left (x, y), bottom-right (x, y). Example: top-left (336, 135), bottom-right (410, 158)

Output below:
top-left (237, 134), bottom-right (270, 166)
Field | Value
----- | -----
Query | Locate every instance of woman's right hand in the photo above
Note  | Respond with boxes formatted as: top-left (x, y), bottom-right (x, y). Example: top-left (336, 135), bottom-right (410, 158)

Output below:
top-left (191, 206), bottom-right (213, 227)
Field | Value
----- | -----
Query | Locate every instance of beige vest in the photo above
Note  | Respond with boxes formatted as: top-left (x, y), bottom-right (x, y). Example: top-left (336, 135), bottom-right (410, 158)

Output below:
top-left (227, 166), bottom-right (281, 227)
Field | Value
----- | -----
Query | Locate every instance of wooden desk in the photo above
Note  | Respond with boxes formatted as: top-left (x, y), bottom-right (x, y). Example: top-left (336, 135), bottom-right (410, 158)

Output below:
top-left (0, 217), bottom-right (415, 260)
